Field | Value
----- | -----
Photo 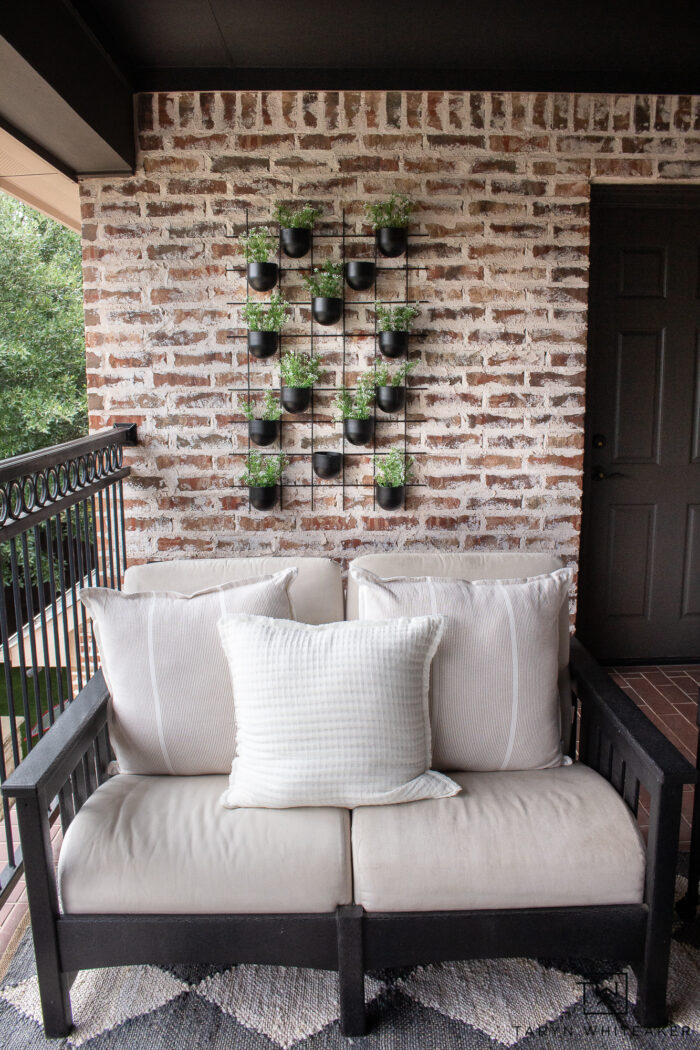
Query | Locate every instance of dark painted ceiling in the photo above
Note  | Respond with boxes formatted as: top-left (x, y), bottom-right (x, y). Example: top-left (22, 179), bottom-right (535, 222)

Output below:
top-left (75, 0), bottom-right (699, 92)
top-left (0, 0), bottom-right (698, 178)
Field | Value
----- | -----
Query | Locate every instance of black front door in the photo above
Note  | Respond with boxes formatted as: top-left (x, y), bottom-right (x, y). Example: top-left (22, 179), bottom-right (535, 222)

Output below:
top-left (578, 187), bottom-right (700, 662)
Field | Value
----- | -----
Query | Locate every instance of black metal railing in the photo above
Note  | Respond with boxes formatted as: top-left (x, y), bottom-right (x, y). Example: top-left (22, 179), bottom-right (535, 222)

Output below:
top-left (0, 424), bottom-right (137, 902)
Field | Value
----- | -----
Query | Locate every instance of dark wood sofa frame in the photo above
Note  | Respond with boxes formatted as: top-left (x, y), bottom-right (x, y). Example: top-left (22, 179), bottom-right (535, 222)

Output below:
top-left (3, 637), bottom-right (695, 1038)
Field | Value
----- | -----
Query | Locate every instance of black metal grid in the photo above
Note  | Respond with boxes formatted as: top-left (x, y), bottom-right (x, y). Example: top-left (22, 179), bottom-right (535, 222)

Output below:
top-left (227, 209), bottom-right (430, 511)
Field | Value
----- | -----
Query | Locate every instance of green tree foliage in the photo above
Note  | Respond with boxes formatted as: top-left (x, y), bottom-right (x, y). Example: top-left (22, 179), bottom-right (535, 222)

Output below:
top-left (0, 194), bottom-right (87, 459)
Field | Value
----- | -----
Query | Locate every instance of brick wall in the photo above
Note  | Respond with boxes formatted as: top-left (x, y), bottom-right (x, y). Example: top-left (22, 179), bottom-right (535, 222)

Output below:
top-left (80, 90), bottom-right (700, 582)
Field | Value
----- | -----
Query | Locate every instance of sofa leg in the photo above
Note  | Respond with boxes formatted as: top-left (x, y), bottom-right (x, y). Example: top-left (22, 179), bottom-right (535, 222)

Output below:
top-left (16, 796), bottom-right (73, 1037)
top-left (336, 905), bottom-right (367, 1036)
top-left (632, 780), bottom-right (683, 1028)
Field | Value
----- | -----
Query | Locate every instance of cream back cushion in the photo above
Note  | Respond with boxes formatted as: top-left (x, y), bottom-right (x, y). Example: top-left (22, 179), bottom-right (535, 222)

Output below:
top-left (124, 556), bottom-right (343, 625)
top-left (347, 551), bottom-right (573, 751)
top-left (218, 614), bottom-right (460, 808)
top-left (81, 570), bottom-right (295, 775)
top-left (351, 566), bottom-right (571, 772)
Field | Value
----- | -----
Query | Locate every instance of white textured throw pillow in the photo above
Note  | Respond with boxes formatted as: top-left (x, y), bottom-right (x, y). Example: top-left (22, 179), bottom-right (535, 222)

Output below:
top-left (217, 614), bottom-right (459, 808)
top-left (80, 569), bottom-right (296, 775)
top-left (350, 566), bottom-right (572, 772)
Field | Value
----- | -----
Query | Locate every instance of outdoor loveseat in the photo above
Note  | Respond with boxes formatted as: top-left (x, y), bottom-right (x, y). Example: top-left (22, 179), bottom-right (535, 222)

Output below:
top-left (3, 551), bottom-right (694, 1038)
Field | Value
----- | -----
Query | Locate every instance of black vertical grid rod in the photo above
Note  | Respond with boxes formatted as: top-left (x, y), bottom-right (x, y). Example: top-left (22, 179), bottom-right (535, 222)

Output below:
top-left (19, 530), bottom-right (44, 737)
top-left (44, 517), bottom-right (66, 715)
top-left (341, 208), bottom-right (347, 514)
top-left (403, 232), bottom-right (410, 512)
top-left (372, 231), bottom-right (378, 510)
top-left (309, 224), bottom-right (315, 512)
top-left (9, 539), bottom-right (33, 748)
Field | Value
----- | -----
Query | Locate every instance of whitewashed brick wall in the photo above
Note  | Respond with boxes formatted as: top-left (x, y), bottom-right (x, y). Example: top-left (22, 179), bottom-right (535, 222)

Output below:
top-left (79, 90), bottom-right (700, 591)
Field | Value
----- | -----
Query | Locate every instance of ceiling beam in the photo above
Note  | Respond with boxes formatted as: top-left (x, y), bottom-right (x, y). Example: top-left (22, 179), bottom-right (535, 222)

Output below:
top-left (0, 0), bottom-right (134, 175)
top-left (138, 66), bottom-right (700, 96)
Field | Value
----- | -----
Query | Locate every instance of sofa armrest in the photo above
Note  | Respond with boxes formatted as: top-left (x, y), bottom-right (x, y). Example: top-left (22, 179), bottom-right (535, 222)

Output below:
top-left (2, 671), bottom-right (110, 806)
top-left (570, 637), bottom-right (696, 792)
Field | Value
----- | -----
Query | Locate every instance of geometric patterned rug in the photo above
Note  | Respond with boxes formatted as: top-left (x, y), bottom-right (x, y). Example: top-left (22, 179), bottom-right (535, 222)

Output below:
top-left (2, 877), bottom-right (700, 1048)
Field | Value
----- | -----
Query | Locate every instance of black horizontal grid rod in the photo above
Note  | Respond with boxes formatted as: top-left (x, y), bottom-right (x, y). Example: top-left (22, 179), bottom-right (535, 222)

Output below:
top-left (225, 228), bottom-right (429, 239)
top-left (232, 482), bottom-right (427, 488)
top-left (228, 299), bottom-right (429, 307)
top-left (226, 265), bottom-right (428, 272)
top-left (229, 451), bottom-right (430, 457)
top-left (232, 386), bottom-right (428, 393)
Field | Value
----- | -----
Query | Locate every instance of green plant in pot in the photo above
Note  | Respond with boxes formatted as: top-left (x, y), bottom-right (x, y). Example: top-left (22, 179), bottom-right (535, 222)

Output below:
top-left (240, 226), bottom-right (278, 291)
top-left (374, 359), bottom-right (418, 413)
top-left (334, 371), bottom-right (376, 446)
top-left (279, 349), bottom-right (323, 413)
top-left (365, 193), bottom-right (414, 257)
top-left (240, 391), bottom-right (282, 447)
top-left (241, 292), bottom-right (289, 358)
top-left (375, 301), bottom-right (420, 357)
top-left (273, 202), bottom-right (321, 259)
top-left (240, 450), bottom-right (288, 510)
top-left (302, 260), bottom-right (344, 325)
top-left (374, 447), bottom-right (414, 510)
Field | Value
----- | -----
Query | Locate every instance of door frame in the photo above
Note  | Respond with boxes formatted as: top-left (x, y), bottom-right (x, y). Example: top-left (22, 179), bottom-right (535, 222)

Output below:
top-left (578, 183), bottom-right (700, 664)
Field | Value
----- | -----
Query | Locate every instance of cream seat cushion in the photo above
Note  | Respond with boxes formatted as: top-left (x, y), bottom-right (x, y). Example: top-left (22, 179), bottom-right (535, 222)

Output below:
top-left (58, 775), bottom-right (352, 914)
top-left (351, 764), bottom-right (646, 912)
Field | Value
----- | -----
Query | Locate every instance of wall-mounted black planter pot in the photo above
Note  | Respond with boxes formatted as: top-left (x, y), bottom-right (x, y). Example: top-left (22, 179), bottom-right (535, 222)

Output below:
top-left (249, 485), bottom-right (278, 510)
top-left (247, 331), bottom-right (278, 358)
top-left (377, 482), bottom-right (405, 508)
top-left (379, 331), bottom-right (409, 357)
top-left (344, 417), bottom-right (374, 446)
top-left (376, 385), bottom-right (405, 413)
top-left (247, 262), bottom-right (278, 292)
top-left (312, 297), bottom-right (343, 326)
top-left (376, 484), bottom-right (405, 510)
top-left (376, 227), bottom-right (407, 258)
top-left (345, 261), bottom-right (375, 291)
top-left (248, 419), bottom-right (278, 447)
top-left (312, 451), bottom-right (342, 479)
top-left (281, 386), bottom-right (312, 413)
top-left (281, 228), bottom-right (310, 258)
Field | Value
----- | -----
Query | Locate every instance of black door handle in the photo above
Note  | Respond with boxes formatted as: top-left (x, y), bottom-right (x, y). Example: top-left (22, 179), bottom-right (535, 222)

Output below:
top-left (592, 467), bottom-right (629, 480)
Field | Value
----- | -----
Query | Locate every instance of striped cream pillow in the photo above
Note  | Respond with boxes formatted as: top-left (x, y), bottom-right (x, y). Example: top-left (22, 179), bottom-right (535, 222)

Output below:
top-left (80, 569), bottom-right (296, 775)
top-left (217, 614), bottom-right (460, 808)
top-left (350, 566), bottom-right (572, 772)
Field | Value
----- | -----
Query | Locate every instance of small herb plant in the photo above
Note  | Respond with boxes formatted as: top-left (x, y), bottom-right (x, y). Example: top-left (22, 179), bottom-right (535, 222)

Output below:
top-left (273, 203), bottom-right (321, 230)
top-left (240, 391), bottom-right (282, 422)
top-left (374, 359), bottom-right (418, 387)
top-left (302, 260), bottom-right (344, 299)
top-left (375, 302), bottom-right (420, 333)
top-left (375, 448), bottom-right (415, 488)
top-left (240, 226), bottom-right (276, 264)
top-left (365, 193), bottom-right (414, 230)
top-left (240, 450), bottom-right (288, 488)
top-left (241, 292), bottom-right (289, 333)
top-left (280, 350), bottom-right (323, 389)
top-left (334, 372), bottom-right (376, 420)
